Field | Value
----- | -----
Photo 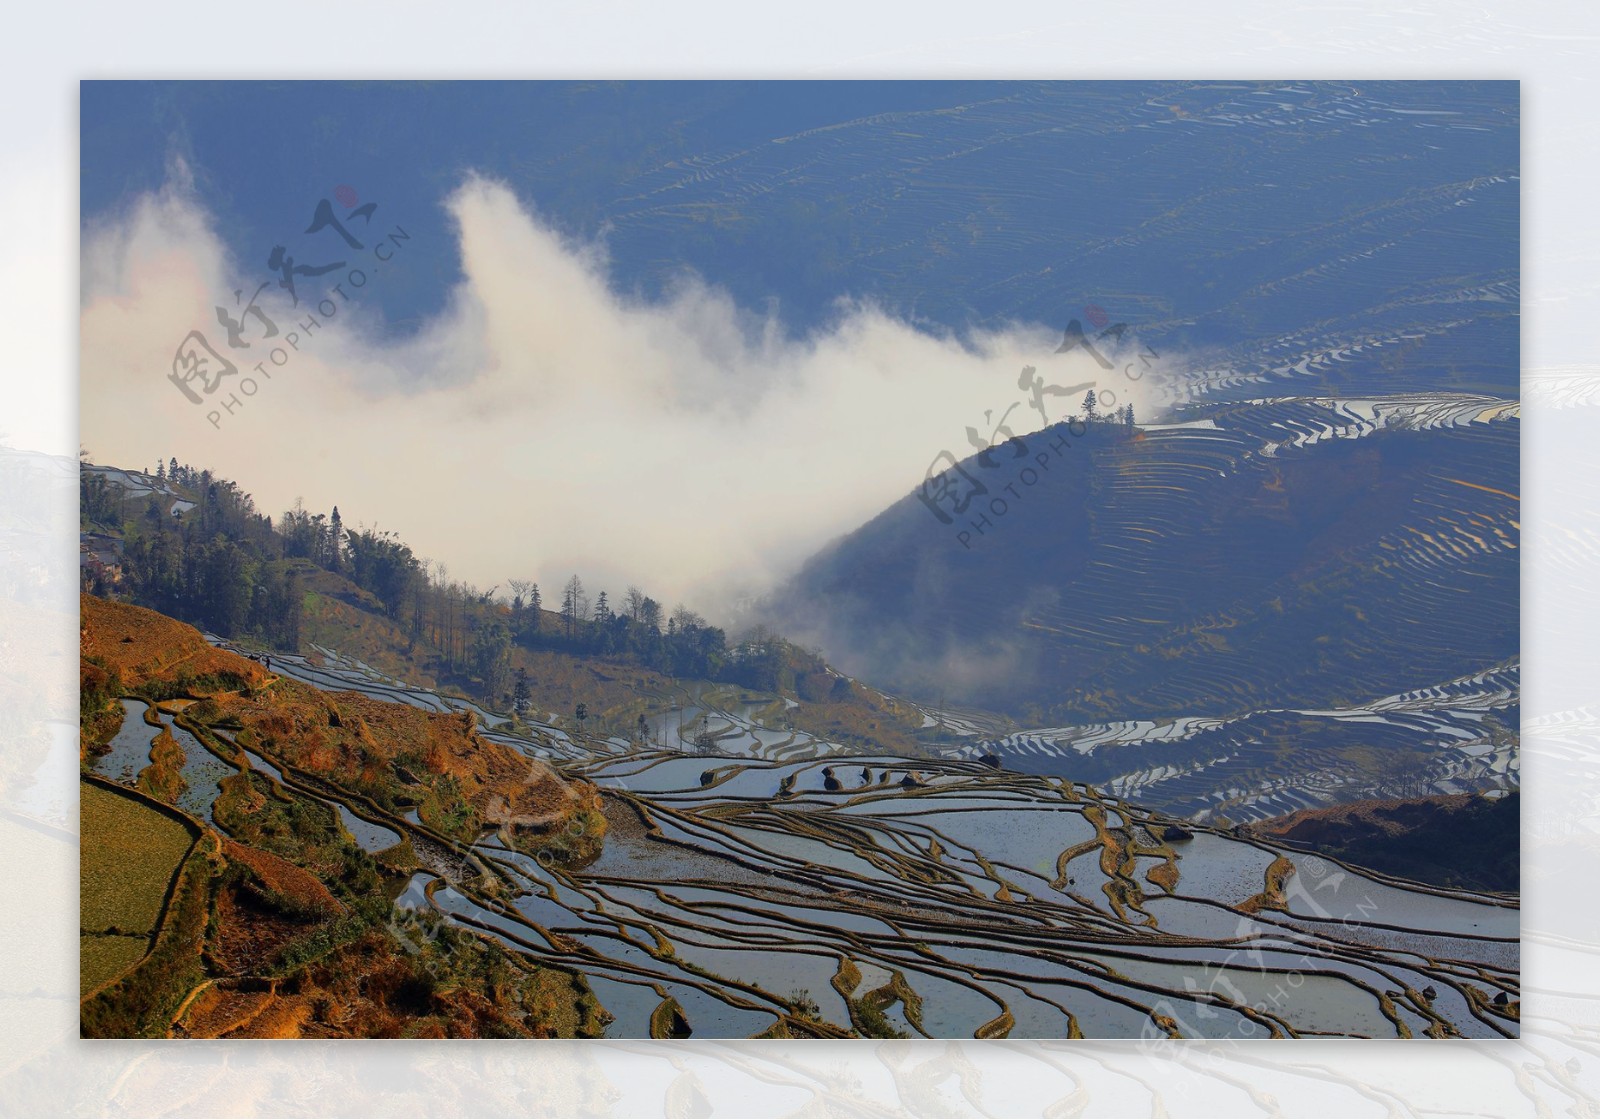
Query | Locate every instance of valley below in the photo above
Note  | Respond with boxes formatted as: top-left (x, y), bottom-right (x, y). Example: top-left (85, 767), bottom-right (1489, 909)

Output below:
top-left (69, 76), bottom-right (1526, 1061)
top-left (76, 382), bottom-right (1521, 1039)
top-left (80, 587), bottom-right (1518, 1039)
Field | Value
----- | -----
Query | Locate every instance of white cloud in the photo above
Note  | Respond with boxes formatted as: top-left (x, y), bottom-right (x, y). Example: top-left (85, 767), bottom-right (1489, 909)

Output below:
top-left (79, 173), bottom-right (1183, 618)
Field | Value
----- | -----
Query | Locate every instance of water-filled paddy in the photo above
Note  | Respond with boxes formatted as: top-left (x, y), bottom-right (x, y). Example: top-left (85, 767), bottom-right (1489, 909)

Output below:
top-left (155, 634), bottom-right (1520, 1039)
top-left (92, 700), bottom-right (156, 783)
top-left (335, 802), bottom-right (402, 853)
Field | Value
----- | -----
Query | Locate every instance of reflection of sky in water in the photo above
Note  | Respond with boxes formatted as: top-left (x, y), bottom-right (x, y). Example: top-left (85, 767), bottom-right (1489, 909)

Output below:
top-left (335, 802), bottom-right (401, 853)
top-left (854, 805), bottom-right (1096, 880)
top-left (160, 716), bottom-right (231, 822)
top-left (1164, 833), bottom-right (1281, 906)
top-left (91, 700), bottom-right (156, 785)
top-left (1282, 859), bottom-right (1519, 939)
top-left (180, 576), bottom-right (1524, 1041)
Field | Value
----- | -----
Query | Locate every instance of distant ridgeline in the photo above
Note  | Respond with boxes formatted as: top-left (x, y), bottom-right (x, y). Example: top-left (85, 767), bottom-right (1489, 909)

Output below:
top-left (767, 394), bottom-right (1519, 726)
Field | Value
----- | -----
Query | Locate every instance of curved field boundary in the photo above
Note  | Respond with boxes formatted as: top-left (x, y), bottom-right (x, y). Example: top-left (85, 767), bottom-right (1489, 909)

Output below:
top-left (78, 774), bottom-right (207, 1009)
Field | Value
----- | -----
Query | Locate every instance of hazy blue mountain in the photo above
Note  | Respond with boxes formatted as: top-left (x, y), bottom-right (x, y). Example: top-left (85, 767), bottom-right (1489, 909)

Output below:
top-left (771, 395), bottom-right (1516, 718)
top-left (83, 81), bottom-right (1517, 400)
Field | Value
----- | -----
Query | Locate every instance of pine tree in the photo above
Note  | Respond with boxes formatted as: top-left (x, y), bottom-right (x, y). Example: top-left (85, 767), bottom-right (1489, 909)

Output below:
top-left (327, 506), bottom-right (345, 573)
top-left (512, 667), bottom-right (530, 719)
top-left (1082, 389), bottom-right (1098, 420)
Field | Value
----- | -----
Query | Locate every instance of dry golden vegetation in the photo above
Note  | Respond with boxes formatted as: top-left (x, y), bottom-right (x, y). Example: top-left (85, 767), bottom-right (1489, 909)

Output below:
top-left (81, 594), bottom-right (269, 696)
top-left (79, 594), bottom-right (606, 1038)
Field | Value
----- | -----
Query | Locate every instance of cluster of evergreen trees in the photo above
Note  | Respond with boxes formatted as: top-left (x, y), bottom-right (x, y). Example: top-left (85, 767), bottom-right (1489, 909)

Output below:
top-left (502, 574), bottom-right (785, 691)
top-left (82, 458), bottom-right (794, 705)
top-left (82, 462), bottom-right (303, 649)
top-left (82, 459), bottom-right (428, 656)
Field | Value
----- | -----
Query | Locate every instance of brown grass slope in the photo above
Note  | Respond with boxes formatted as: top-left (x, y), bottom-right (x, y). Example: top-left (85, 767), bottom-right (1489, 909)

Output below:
top-left (80, 593), bottom-right (607, 1038)
top-left (81, 593), bottom-right (601, 845)
top-left (81, 593), bottom-right (269, 695)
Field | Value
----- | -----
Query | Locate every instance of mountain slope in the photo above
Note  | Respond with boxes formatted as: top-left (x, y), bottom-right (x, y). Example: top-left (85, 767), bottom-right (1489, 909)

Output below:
top-left (766, 395), bottom-right (1518, 726)
top-left (1247, 792), bottom-right (1520, 893)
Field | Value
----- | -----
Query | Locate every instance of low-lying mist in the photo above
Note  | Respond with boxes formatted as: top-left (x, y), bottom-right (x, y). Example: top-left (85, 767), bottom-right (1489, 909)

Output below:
top-left (81, 167), bottom-right (1189, 628)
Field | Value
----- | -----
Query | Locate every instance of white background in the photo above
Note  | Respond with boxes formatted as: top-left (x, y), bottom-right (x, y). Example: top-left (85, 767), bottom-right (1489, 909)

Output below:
top-left (2, 3), bottom-right (1594, 1116)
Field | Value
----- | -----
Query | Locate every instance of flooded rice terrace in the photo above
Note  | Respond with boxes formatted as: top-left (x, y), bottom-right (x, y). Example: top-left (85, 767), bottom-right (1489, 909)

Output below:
top-left (85, 638), bottom-right (1517, 1038)
top-left (947, 657), bottom-right (1521, 824)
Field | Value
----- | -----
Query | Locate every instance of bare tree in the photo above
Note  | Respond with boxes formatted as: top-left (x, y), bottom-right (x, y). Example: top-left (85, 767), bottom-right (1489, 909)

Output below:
top-left (625, 585), bottom-right (647, 624)
top-left (561, 574), bottom-right (586, 638)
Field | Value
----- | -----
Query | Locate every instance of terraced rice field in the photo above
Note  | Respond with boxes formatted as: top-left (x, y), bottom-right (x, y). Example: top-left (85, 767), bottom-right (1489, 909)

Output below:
top-left (947, 660), bottom-right (1519, 822)
top-left (465, 751), bottom-right (1515, 1038)
top-left (1018, 396), bottom-right (1518, 719)
top-left (87, 679), bottom-right (406, 859)
top-left (195, 642), bottom-right (1516, 1038)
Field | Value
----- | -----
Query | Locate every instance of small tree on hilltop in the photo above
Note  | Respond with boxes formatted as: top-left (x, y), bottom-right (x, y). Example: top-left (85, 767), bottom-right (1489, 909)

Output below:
top-left (1082, 389), bottom-right (1098, 421)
